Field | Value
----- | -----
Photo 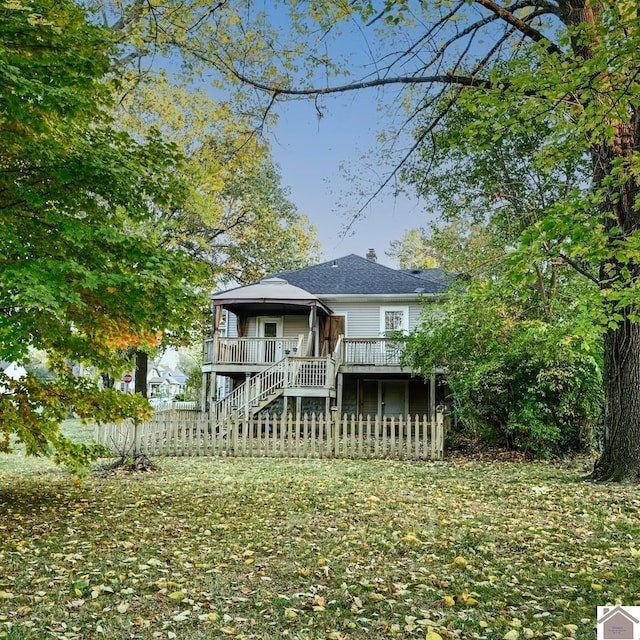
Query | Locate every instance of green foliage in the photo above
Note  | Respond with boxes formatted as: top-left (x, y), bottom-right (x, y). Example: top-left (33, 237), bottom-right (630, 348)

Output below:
top-left (404, 288), bottom-right (603, 456)
top-left (175, 351), bottom-right (204, 402)
top-left (0, 0), bottom-right (204, 470)
top-left (117, 78), bottom-right (320, 287)
top-left (386, 221), bottom-right (500, 276)
top-left (386, 229), bottom-right (438, 268)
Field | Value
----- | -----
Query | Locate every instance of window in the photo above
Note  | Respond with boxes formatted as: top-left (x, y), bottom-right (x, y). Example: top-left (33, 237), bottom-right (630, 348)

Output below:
top-left (380, 306), bottom-right (409, 335)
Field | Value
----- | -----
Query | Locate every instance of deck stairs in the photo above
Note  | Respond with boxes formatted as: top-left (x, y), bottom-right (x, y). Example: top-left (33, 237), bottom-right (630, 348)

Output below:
top-left (209, 358), bottom-right (288, 434)
top-left (209, 355), bottom-right (337, 434)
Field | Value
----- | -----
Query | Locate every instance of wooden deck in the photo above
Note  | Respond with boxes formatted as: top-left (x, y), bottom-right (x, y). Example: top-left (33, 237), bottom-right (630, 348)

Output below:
top-left (203, 336), bottom-right (407, 368)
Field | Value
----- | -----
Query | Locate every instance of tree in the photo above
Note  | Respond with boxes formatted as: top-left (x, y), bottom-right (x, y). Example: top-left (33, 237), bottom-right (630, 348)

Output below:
top-left (116, 78), bottom-right (320, 387)
top-left (386, 222), bottom-right (499, 275)
top-left (403, 283), bottom-right (603, 456)
top-left (393, 86), bottom-right (606, 456)
top-left (78, 0), bottom-right (319, 284)
top-left (0, 0), bottom-right (204, 471)
top-left (116, 77), bottom-right (320, 286)
top-left (184, 0), bottom-right (640, 481)
top-left (386, 229), bottom-right (438, 269)
top-left (85, 3), bottom-right (320, 397)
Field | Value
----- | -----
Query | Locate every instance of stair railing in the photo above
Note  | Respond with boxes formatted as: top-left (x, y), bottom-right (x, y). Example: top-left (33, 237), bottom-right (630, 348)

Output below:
top-left (210, 357), bottom-right (292, 430)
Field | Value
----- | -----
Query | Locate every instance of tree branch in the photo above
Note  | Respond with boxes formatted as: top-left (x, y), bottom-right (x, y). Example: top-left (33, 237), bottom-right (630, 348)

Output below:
top-left (474, 0), bottom-right (566, 57)
top-left (557, 252), bottom-right (600, 284)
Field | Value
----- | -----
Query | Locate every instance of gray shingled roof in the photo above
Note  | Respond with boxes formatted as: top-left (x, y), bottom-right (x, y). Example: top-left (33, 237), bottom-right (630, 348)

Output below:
top-left (271, 254), bottom-right (452, 295)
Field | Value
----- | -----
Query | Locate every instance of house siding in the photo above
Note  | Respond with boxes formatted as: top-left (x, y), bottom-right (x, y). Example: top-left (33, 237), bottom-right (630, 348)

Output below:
top-left (283, 316), bottom-right (309, 339)
top-left (327, 302), bottom-right (376, 337)
top-left (225, 313), bottom-right (238, 338)
top-left (324, 300), bottom-right (425, 337)
top-left (224, 314), bottom-right (310, 340)
top-left (223, 299), bottom-right (433, 339)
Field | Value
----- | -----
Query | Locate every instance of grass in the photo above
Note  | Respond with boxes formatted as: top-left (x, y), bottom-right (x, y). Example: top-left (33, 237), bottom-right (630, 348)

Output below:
top-left (1, 427), bottom-right (639, 639)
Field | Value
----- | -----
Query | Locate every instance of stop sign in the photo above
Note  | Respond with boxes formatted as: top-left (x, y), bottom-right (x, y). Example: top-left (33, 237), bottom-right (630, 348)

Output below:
top-left (123, 373), bottom-right (133, 383)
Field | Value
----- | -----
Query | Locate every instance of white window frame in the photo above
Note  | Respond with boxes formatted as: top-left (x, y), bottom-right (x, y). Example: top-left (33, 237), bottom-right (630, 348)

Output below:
top-left (380, 306), bottom-right (409, 336)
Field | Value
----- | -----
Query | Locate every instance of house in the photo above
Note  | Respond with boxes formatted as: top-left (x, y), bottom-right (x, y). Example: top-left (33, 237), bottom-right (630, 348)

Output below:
top-left (597, 606), bottom-right (639, 639)
top-left (0, 361), bottom-right (27, 381)
top-left (147, 366), bottom-right (188, 399)
top-left (201, 251), bottom-right (452, 427)
top-left (1, 361), bottom-right (27, 395)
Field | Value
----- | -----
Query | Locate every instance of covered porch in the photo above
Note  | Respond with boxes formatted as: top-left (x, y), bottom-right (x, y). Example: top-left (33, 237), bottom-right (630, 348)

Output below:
top-left (202, 278), bottom-right (337, 412)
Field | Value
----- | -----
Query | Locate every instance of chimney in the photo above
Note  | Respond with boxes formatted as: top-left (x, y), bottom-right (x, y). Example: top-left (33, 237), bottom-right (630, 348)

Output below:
top-left (366, 248), bottom-right (377, 262)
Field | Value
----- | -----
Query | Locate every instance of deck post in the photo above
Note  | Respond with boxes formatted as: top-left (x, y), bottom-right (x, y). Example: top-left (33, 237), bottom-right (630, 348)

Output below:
top-left (245, 372), bottom-right (251, 420)
top-left (312, 306), bottom-right (318, 356)
top-left (209, 372), bottom-right (217, 410)
top-left (336, 372), bottom-right (344, 418)
top-left (201, 372), bottom-right (208, 415)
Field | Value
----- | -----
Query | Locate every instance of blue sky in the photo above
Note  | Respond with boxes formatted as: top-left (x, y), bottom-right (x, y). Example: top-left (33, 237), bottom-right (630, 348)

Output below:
top-left (269, 93), bottom-right (428, 268)
top-left (256, 7), bottom-right (433, 269)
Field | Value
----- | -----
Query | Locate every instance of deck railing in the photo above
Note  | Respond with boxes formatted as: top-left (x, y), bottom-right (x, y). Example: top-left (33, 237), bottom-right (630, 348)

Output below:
top-left (205, 335), bottom-right (406, 367)
top-left (210, 358), bottom-right (289, 429)
top-left (340, 338), bottom-right (406, 366)
top-left (204, 336), bottom-right (304, 365)
top-left (208, 355), bottom-right (336, 430)
top-left (289, 356), bottom-right (334, 387)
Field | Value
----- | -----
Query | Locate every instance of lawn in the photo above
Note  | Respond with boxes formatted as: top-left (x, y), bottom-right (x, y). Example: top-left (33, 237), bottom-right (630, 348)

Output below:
top-left (1, 424), bottom-right (639, 639)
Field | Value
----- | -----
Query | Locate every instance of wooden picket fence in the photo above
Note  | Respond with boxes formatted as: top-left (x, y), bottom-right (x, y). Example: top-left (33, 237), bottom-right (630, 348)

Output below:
top-left (94, 410), bottom-right (445, 461)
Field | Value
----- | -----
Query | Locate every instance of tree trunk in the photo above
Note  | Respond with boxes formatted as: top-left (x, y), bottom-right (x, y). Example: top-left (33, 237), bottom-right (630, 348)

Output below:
top-left (590, 126), bottom-right (640, 481)
top-left (101, 373), bottom-right (114, 389)
top-left (134, 349), bottom-right (148, 397)
top-left (593, 320), bottom-right (640, 481)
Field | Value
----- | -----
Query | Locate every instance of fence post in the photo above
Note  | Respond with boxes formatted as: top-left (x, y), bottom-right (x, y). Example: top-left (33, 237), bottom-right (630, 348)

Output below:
top-left (333, 414), bottom-right (342, 458)
top-left (231, 415), bottom-right (238, 457)
top-left (134, 421), bottom-right (141, 457)
top-left (436, 410), bottom-right (444, 460)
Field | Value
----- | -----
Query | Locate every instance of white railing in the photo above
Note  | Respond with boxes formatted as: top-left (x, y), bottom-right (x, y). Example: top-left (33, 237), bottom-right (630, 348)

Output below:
top-left (289, 357), bottom-right (330, 387)
top-left (204, 336), bottom-right (304, 365)
top-left (209, 355), bottom-right (336, 430)
top-left (341, 338), bottom-right (406, 365)
top-left (333, 335), bottom-right (344, 369)
top-left (205, 335), bottom-right (406, 367)
top-left (95, 411), bottom-right (445, 461)
top-left (211, 358), bottom-right (290, 430)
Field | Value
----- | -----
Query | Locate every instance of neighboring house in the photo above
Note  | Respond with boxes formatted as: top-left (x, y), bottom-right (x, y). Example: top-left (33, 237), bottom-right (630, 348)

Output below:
top-left (112, 364), bottom-right (189, 397)
top-left (148, 366), bottom-right (188, 398)
top-left (202, 251), bottom-right (452, 426)
top-left (0, 361), bottom-right (27, 395)
top-left (0, 361), bottom-right (27, 381)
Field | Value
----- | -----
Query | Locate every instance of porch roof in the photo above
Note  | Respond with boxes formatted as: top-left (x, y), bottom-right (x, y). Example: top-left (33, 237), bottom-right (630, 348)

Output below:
top-left (212, 278), bottom-right (332, 315)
